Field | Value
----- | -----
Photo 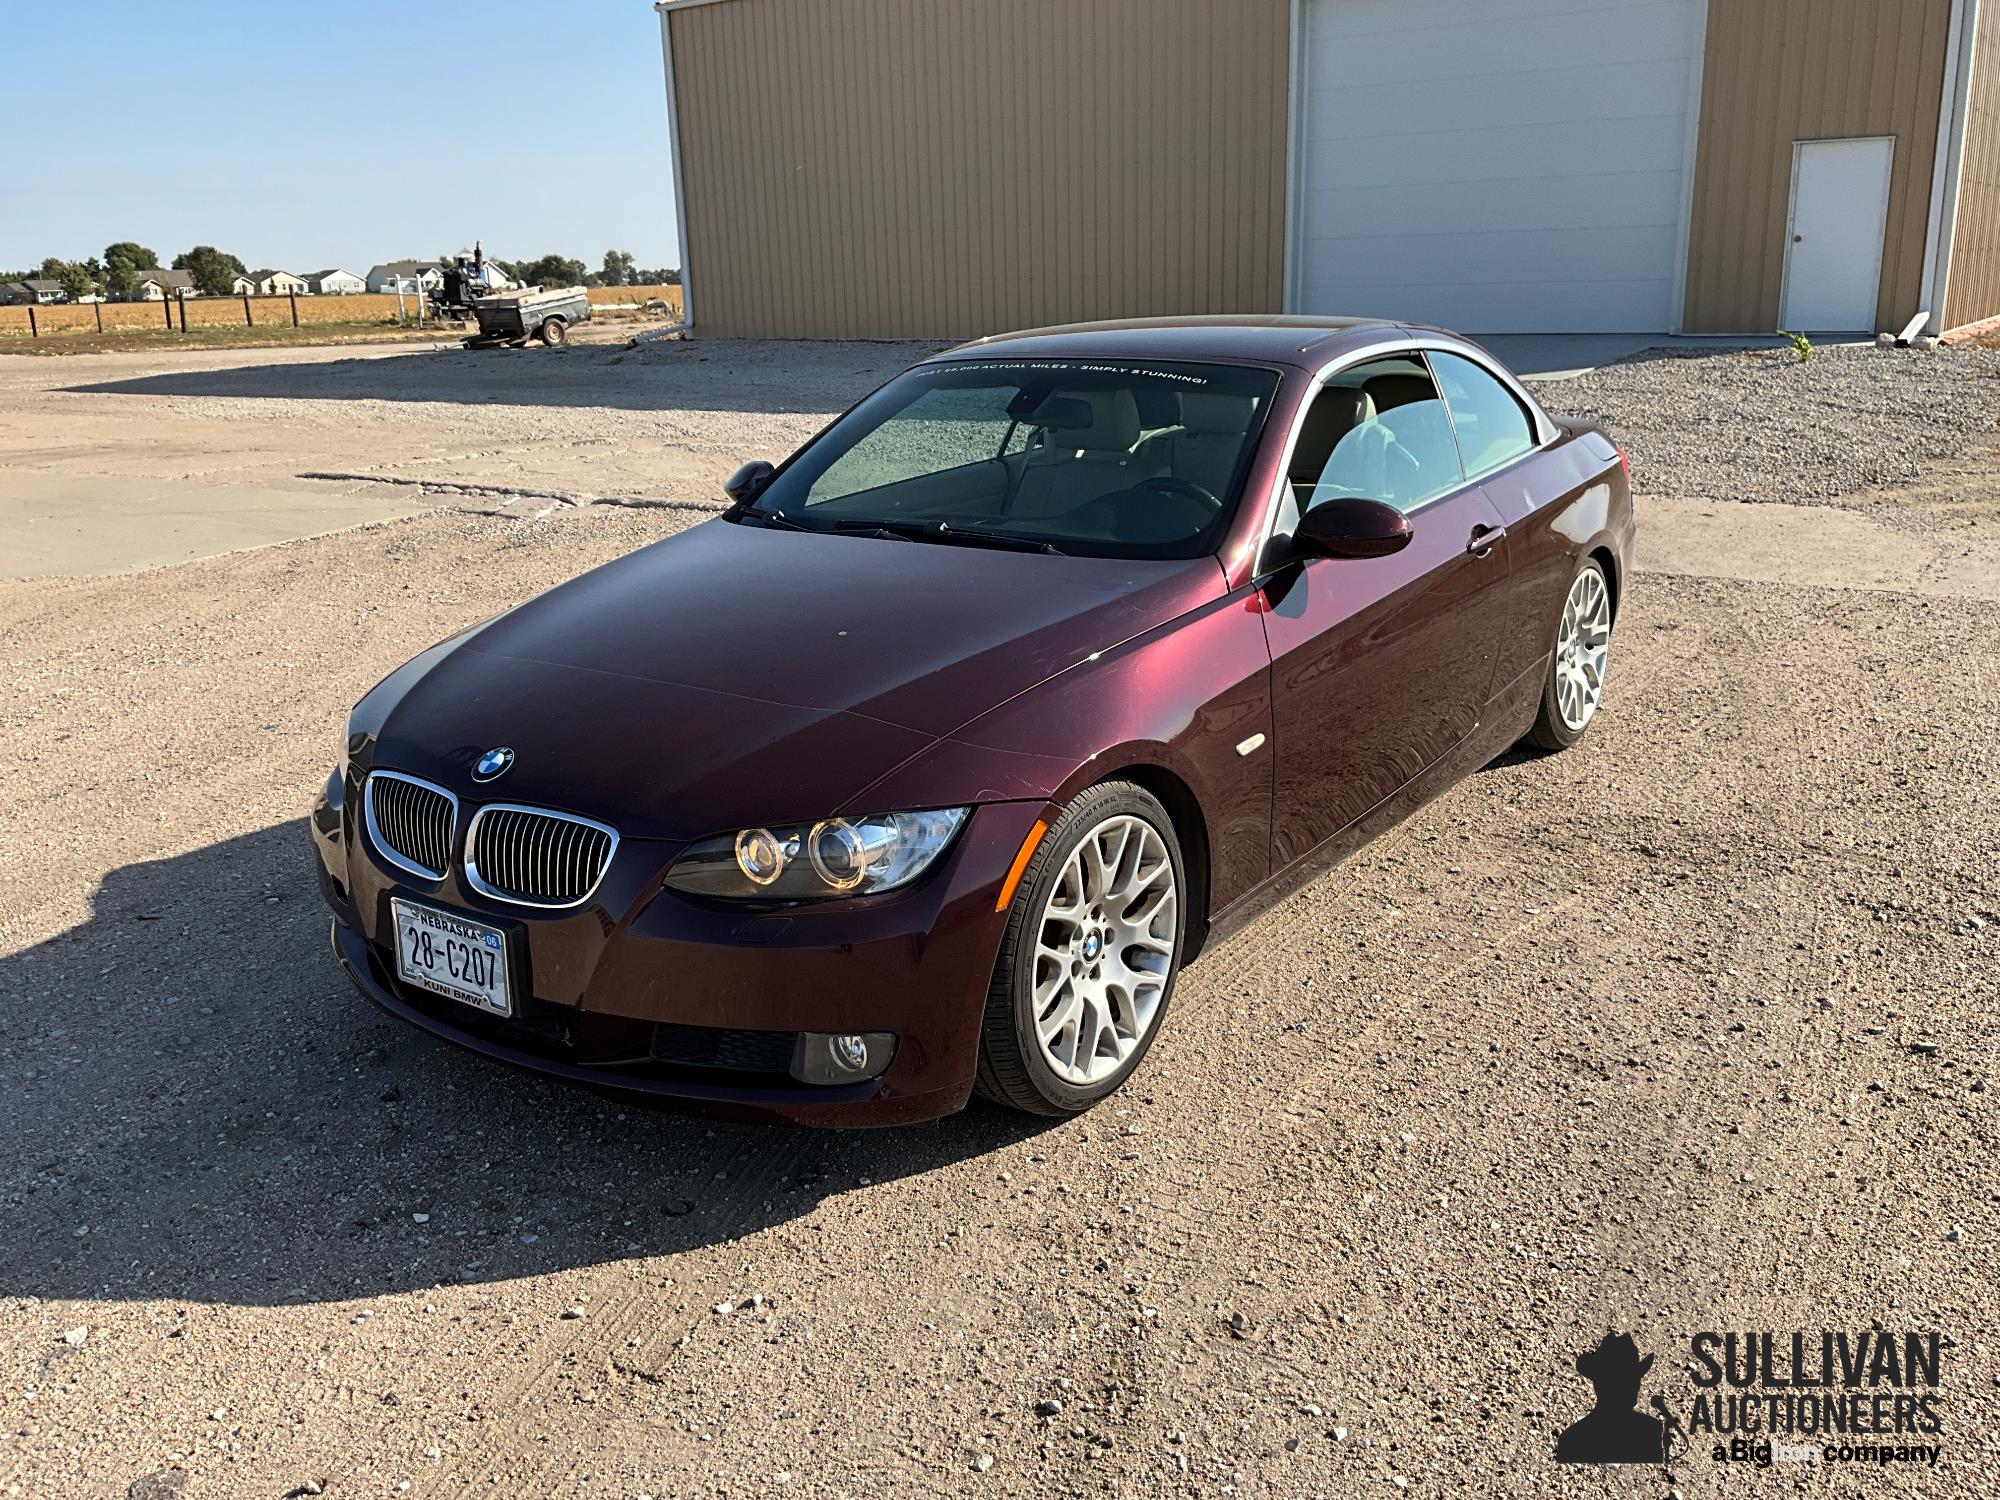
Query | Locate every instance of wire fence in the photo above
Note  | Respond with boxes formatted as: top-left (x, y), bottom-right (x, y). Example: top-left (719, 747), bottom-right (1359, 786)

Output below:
top-left (0, 285), bottom-right (684, 340)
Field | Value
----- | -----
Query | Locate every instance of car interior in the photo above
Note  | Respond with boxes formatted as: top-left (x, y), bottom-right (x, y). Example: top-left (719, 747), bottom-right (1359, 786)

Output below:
top-left (757, 352), bottom-right (1533, 557)
top-left (1285, 357), bottom-right (1466, 518)
top-left (778, 367), bottom-right (1282, 556)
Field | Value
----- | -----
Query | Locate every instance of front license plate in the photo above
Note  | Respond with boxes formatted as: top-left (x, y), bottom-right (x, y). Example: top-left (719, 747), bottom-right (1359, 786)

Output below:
top-left (390, 899), bottom-right (512, 1018)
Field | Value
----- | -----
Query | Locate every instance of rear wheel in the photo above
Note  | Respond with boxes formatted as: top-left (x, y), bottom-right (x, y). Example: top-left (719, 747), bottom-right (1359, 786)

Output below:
top-left (1525, 558), bottom-right (1613, 751)
top-left (975, 782), bottom-right (1185, 1116)
top-left (538, 315), bottom-right (569, 347)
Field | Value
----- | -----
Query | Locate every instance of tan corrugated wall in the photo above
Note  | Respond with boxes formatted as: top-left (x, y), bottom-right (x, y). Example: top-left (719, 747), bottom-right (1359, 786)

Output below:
top-left (1945, 5), bottom-right (2000, 328)
top-left (667, 0), bottom-right (1290, 339)
top-left (1682, 0), bottom-right (1953, 333)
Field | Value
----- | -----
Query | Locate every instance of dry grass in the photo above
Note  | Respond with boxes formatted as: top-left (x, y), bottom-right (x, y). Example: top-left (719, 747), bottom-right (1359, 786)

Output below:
top-left (0, 322), bottom-right (466, 357)
top-left (585, 283), bottom-right (683, 309)
top-left (0, 286), bottom-right (682, 342)
top-left (0, 292), bottom-right (422, 338)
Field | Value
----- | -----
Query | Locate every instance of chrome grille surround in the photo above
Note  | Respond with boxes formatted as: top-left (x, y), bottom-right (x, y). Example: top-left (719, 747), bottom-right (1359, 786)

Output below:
top-left (363, 771), bottom-right (459, 881)
top-left (464, 803), bottom-right (619, 909)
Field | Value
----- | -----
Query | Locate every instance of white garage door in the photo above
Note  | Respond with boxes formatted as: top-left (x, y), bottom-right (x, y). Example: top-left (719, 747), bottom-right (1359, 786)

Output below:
top-left (1293, 0), bottom-right (1704, 333)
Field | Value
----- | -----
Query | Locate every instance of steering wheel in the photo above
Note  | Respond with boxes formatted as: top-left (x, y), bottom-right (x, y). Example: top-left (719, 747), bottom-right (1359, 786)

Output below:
top-left (1138, 475), bottom-right (1223, 514)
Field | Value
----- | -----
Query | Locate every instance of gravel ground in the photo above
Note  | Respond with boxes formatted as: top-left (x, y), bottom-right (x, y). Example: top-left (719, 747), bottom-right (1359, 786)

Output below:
top-left (1552, 342), bottom-right (2000, 506)
top-left (1, 342), bottom-right (1996, 1498)
top-left (0, 339), bottom-right (943, 514)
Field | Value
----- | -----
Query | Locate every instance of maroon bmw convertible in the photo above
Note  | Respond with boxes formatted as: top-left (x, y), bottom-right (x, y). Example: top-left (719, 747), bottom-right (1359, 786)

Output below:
top-left (315, 316), bottom-right (1631, 1125)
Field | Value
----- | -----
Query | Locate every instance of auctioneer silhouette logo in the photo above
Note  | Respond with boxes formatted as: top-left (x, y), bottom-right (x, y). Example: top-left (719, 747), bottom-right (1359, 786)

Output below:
top-left (1555, 1328), bottom-right (1947, 1470)
top-left (1554, 1332), bottom-right (1682, 1464)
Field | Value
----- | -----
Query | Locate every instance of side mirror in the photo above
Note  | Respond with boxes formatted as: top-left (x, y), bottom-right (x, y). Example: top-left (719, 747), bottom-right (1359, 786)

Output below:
top-left (723, 459), bottom-right (775, 504)
top-left (1291, 497), bottom-right (1412, 560)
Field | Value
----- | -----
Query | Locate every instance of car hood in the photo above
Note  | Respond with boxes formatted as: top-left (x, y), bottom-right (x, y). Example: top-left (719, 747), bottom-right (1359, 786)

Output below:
top-left (369, 517), bottom-right (1221, 840)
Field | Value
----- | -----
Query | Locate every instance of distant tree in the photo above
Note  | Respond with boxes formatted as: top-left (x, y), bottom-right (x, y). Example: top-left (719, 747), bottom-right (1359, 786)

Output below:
top-left (515, 253), bottom-right (587, 289)
top-left (598, 250), bottom-right (635, 287)
top-left (104, 240), bottom-right (159, 272)
top-left (52, 260), bottom-right (97, 300)
top-left (172, 245), bottom-right (246, 296)
top-left (631, 266), bottom-right (682, 286)
top-left (104, 243), bottom-right (160, 300)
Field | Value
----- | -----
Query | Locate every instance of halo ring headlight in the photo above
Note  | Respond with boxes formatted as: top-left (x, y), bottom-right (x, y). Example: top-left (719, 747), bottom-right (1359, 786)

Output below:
top-left (665, 808), bottom-right (968, 900)
top-left (734, 827), bottom-right (787, 886)
top-left (808, 818), bottom-right (868, 891)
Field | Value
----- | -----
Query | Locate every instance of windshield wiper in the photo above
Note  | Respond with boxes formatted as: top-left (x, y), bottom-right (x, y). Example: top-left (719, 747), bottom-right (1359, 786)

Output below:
top-left (934, 524), bottom-right (1067, 556)
top-left (827, 516), bottom-right (1064, 555)
top-left (742, 509), bottom-right (820, 533)
top-left (824, 518), bottom-right (919, 542)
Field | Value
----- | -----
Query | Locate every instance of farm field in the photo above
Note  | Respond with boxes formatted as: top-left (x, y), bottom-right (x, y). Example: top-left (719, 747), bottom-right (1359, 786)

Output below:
top-left (0, 284), bottom-right (684, 347)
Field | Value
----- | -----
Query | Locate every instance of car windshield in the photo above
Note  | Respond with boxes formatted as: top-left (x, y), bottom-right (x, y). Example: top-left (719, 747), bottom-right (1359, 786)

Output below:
top-left (740, 359), bottom-right (1282, 559)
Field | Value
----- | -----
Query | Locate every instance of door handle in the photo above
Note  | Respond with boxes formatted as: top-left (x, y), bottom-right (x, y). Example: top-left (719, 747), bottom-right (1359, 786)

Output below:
top-left (1466, 523), bottom-right (1507, 557)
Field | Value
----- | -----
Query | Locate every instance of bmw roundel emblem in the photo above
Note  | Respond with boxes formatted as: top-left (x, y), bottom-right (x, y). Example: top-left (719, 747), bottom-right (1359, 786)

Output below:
top-left (472, 746), bottom-right (515, 782)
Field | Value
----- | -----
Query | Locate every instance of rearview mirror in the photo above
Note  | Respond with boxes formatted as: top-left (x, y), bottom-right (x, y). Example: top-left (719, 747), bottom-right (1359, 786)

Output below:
top-left (723, 459), bottom-right (775, 504)
top-left (1291, 497), bottom-right (1412, 560)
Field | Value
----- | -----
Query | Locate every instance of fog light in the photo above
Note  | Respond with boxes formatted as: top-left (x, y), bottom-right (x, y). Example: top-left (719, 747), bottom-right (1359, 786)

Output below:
top-left (790, 1030), bottom-right (897, 1085)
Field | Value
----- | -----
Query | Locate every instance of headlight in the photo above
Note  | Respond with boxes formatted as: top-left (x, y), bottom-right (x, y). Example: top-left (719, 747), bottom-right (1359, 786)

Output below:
top-left (663, 808), bottom-right (968, 900)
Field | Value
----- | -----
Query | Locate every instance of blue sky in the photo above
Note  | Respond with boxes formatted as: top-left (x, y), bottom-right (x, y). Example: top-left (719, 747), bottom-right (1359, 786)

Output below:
top-left (2, 0), bottom-right (679, 276)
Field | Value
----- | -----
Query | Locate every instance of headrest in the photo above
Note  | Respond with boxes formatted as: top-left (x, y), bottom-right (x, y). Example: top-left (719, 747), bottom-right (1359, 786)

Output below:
top-left (1181, 392), bottom-right (1255, 435)
top-left (1362, 373), bottom-right (1435, 413)
top-left (1046, 389), bottom-right (1141, 453)
top-left (1131, 384), bottom-right (1180, 428)
top-left (1023, 395), bottom-right (1093, 431)
top-left (1319, 388), bottom-right (1376, 429)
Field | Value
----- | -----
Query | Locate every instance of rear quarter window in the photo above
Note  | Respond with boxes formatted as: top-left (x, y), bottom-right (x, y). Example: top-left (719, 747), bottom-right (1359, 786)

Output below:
top-left (1431, 351), bottom-right (1537, 477)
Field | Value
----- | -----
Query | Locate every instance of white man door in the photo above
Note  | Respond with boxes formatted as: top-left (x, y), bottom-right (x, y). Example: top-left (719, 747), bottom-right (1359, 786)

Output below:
top-left (1780, 137), bottom-right (1895, 334)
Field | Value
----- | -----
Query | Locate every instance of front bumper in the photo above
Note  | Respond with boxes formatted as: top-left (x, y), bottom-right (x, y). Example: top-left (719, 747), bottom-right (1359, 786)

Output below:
top-left (315, 767), bottom-right (1040, 1127)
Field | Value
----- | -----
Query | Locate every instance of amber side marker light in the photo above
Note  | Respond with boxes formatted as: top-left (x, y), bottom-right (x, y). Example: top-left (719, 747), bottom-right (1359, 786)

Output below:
top-left (994, 820), bottom-right (1049, 912)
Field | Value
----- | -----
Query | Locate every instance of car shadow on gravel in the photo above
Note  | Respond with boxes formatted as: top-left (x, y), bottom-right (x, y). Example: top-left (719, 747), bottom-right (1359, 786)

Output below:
top-left (0, 821), bottom-right (1050, 1307)
top-left (59, 340), bottom-right (939, 415)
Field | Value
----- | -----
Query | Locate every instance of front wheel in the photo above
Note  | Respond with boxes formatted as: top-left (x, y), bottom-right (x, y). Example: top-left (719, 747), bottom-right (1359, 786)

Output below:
top-left (975, 782), bottom-right (1185, 1116)
top-left (1524, 558), bottom-right (1613, 751)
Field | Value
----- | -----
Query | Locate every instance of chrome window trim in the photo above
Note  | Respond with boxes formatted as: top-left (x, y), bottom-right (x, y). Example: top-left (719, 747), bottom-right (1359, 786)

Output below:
top-left (463, 803), bottom-right (621, 911)
top-left (362, 770), bottom-right (459, 883)
top-left (1252, 335), bottom-right (1557, 572)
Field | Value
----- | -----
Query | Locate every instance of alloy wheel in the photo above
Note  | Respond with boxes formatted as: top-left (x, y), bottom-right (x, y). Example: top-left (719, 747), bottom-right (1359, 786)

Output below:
top-left (1554, 567), bottom-right (1612, 731)
top-left (1031, 814), bottom-right (1178, 1086)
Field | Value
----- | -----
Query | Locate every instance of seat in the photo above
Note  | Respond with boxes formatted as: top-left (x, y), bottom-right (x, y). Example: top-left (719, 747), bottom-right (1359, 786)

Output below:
top-left (1360, 373), bottom-right (1435, 414)
top-left (1288, 387), bottom-right (1375, 489)
top-left (1169, 392), bottom-right (1256, 497)
top-left (1315, 397), bottom-right (1461, 513)
top-left (1009, 389), bottom-right (1159, 519)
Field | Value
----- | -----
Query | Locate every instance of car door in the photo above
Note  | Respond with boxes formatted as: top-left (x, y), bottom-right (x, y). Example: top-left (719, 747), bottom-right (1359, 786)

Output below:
top-left (1258, 356), bottom-right (1515, 868)
top-left (1427, 349), bottom-right (1572, 696)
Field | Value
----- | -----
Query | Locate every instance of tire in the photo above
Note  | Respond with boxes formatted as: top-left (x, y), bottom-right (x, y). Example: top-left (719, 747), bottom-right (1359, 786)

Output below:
top-left (1524, 557), bottom-right (1613, 752)
top-left (538, 316), bottom-right (568, 348)
top-left (974, 781), bottom-right (1186, 1116)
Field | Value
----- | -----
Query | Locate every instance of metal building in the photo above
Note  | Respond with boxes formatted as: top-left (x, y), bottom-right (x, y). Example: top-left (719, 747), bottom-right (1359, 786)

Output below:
top-left (654, 0), bottom-right (2000, 341)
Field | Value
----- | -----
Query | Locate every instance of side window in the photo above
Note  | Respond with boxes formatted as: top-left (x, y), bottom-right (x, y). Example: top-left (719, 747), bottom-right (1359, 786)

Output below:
top-left (1299, 358), bottom-right (1464, 516)
top-left (1431, 351), bottom-right (1536, 476)
top-left (808, 385), bottom-right (1014, 503)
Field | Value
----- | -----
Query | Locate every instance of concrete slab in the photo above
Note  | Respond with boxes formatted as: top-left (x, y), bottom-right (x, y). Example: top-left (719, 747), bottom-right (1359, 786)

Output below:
top-left (0, 471), bottom-right (435, 579)
top-left (1635, 493), bottom-right (2000, 602)
top-left (1485, 333), bottom-right (1785, 380)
